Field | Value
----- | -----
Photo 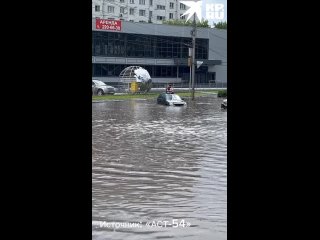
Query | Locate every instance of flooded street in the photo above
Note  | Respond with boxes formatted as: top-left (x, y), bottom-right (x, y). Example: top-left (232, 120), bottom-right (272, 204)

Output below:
top-left (92, 96), bottom-right (227, 240)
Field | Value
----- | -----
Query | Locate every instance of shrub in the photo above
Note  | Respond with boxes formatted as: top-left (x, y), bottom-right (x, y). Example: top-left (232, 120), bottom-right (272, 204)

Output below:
top-left (218, 90), bottom-right (227, 98)
top-left (162, 19), bottom-right (210, 28)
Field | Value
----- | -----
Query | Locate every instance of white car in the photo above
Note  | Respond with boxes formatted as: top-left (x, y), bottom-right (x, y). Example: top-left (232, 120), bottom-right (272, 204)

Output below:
top-left (157, 93), bottom-right (187, 106)
top-left (92, 80), bottom-right (115, 96)
top-left (221, 99), bottom-right (227, 109)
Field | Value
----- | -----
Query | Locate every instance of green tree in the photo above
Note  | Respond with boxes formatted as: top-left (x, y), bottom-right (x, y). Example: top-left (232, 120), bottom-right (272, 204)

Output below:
top-left (162, 19), bottom-right (210, 28)
top-left (214, 21), bottom-right (227, 29)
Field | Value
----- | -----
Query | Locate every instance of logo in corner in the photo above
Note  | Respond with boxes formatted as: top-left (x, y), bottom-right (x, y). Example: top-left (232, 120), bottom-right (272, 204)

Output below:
top-left (180, 1), bottom-right (203, 21)
top-left (180, 1), bottom-right (225, 22)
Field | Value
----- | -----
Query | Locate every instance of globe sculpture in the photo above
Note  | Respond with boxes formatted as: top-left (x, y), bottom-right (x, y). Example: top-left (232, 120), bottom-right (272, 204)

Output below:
top-left (119, 66), bottom-right (152, 93)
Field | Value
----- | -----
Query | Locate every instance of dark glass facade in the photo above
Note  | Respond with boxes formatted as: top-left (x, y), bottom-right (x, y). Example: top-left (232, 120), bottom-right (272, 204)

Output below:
top-left (92, 31), bottom-right (216, 85)
top-left (92, 64), bottom-right (213, 84)
top-left (92, 31), bottom-right (209, 59)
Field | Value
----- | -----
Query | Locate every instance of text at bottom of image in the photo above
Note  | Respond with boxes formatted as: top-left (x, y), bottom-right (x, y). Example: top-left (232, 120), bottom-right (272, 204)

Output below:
top-left (98, 219), bottom-right (192, 229)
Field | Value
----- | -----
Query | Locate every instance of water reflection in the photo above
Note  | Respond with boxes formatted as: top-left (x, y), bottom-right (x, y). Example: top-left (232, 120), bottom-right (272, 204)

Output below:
top-left (92, 97), bottom-right (227, 240)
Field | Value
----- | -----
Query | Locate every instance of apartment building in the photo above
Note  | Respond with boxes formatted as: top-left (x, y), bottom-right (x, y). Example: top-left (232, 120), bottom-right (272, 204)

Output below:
top-left (92, 0), bottom-right (188, 24)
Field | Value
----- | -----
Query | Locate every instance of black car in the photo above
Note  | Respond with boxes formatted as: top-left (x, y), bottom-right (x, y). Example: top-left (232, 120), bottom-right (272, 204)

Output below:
top-left (157, 93), bottom-right (187, 106)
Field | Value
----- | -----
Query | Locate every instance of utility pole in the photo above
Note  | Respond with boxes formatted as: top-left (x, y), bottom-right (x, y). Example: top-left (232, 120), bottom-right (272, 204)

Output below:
top-left (188, 48), bottom-right (192, 91)
top-left (191, 13), bottom-right (196, 100)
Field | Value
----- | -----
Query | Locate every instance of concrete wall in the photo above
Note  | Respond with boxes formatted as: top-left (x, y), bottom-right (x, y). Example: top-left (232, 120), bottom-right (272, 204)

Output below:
top-left (93, 18), bottom-right (226, 39)
top-left (93, 56), bottom-right (176, 65)
top-left (208, 29), bottom-right (227, 62)
top-left (209, 64), bottom-right (227, 83)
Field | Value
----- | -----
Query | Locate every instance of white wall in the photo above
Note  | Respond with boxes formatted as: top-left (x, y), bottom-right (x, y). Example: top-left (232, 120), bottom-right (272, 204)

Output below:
top-left (209, 64), bottom-right (227, 83)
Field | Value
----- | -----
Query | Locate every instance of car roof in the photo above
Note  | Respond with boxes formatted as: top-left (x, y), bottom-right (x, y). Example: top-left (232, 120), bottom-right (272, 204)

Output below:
top-left (161, 92), bottom-right (176, 94)
top-left (92, 80), bottom-right (105, 84)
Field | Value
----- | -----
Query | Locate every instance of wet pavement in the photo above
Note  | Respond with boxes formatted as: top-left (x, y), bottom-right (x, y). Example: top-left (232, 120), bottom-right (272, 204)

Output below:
top-left (92, 96), bottom-right (227, 240)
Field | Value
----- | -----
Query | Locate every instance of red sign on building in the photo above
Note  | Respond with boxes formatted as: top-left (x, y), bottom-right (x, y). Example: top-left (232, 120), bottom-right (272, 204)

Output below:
top-left (96, 19), bottom-right (122, 31)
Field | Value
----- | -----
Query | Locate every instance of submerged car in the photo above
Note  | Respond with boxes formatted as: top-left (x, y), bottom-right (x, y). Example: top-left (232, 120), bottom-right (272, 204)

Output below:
top-left (221, 99), bottom-right (227, 109)
top-left (92, 80), bottom-right (115, 96)
top-left (157, 93), bottom-right (187, 106)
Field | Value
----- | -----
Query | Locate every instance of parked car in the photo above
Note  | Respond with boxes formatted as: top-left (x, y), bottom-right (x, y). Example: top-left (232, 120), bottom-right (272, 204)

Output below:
top-left (221, 99), bottom-right (227, 109)
top-left (92, 80), bottom-right (115, 95)
top-left (157, 93), bottom-right (187, 106)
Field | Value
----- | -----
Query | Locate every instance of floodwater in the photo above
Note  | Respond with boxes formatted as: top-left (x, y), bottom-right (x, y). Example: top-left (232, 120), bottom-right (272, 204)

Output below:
top-left (92, 96), bottom-right (227, 240)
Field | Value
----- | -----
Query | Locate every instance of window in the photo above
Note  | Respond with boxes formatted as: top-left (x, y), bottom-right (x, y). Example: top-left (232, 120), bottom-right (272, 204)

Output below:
top-left (208, 73), bottom-right (216, 81)
top-left (195, 38), bottom-right (209, 59)
top-left (149, 11), bottom-right (152, 17)
top-left (120, 7), bottom-right (125, 13)
top-left (180, 14), bottom-right (185, 19)
top-left (169, 13), bottom-right (173, 19)
top-left (92, 32), bottom-right (127, 58)
top-left (108, 6), bottom-right (114, 13)
top-left (93, 64), bottom-right (101, 77)
top-left (139, 0), bottom-right (145, 5)
top-left (92, 32), bottom-right (208, 60)
top-left (95, 5), bottom-right (100, 12)
top-left (170, 2), bottom-right (174, 9)
top-left (149, 0), bottom-right (153, 6)
top-left (139, 10), bottom-right (146, 16)
top-left (157, 16), bottom-right (165, 20)
top-left (130, 0), bottom-right (134, 3)
top-left (157, 5), bottom-right (165, 10)
top-left (180, 3), bottom-right (186, 10)
top-left (120, 0), bottom-right (125, 2)
top-left (129, 8), bottom-right (134, 15)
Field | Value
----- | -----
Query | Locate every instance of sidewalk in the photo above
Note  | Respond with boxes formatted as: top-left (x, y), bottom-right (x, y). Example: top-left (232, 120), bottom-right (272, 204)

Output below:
top-left (150, 88), bottom-right (226, 92)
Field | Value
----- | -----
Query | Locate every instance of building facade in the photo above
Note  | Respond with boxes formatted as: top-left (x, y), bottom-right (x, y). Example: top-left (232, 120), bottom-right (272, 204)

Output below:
top-left (92, 0), bottom-right (188, 24)
top-left (92, 19), bottom-right (227, 87)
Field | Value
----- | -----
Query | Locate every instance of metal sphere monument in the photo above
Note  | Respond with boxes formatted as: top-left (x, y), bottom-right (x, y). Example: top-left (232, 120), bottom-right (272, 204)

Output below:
top-left (119, 66), bottom-right (152, 93)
